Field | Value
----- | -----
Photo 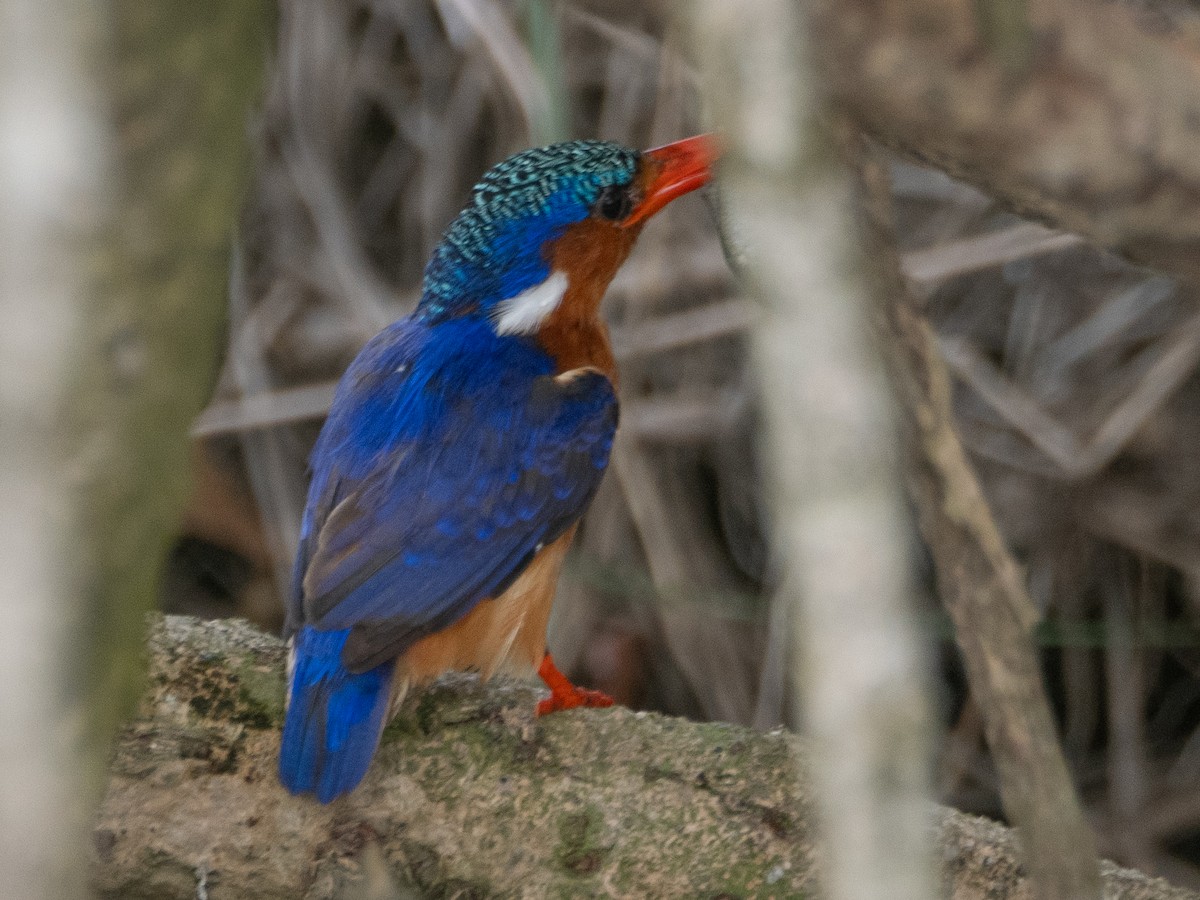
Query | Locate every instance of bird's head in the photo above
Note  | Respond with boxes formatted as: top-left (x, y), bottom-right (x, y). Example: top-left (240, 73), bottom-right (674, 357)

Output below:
top-left (418, 135), bottom-right (717, 336)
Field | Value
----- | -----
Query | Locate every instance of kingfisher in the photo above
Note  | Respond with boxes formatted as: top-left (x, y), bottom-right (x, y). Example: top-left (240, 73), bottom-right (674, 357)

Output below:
top-left (278, 134), bottom-right (718, 802)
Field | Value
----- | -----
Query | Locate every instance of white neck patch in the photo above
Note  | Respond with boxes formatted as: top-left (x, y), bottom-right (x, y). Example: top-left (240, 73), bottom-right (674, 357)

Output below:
top-left (490, 271), bottom-right (569, 336)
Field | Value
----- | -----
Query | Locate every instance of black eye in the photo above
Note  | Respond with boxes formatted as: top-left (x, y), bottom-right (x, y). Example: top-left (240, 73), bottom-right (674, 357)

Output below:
top-left (593, 184), bottom-right (633, 222)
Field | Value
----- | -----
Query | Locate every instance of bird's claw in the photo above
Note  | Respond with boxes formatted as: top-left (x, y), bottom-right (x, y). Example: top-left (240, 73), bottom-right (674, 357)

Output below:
top-left (535, 652), bottom-right (615, 716)
top-left (536, 686), bottom-right (614, 717)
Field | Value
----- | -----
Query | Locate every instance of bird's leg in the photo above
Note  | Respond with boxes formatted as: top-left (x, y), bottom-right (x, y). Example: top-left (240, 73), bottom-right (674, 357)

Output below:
top-left (536, 653), bottom-right (614, 715)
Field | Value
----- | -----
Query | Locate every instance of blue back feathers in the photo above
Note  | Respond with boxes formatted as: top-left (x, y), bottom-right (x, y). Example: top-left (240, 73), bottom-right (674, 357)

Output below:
top-left (421, 140), bottom-right (638, 318)
top-left (290, 314), bottom-right (616, 669)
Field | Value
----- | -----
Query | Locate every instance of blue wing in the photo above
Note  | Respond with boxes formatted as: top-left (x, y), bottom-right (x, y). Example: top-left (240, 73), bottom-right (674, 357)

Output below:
top-left (285, 315), bottom-right (617, 673)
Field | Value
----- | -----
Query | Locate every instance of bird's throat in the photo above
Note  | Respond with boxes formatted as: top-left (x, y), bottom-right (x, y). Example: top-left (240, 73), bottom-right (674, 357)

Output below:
top-left (532, 217), bottom-right (638, 382)
top-left (535, 291), bottom-right (617, 383)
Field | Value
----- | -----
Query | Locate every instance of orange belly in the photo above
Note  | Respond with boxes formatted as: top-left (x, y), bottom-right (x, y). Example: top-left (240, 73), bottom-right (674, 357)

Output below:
top-left (394, 528), bottom-right (575, 694)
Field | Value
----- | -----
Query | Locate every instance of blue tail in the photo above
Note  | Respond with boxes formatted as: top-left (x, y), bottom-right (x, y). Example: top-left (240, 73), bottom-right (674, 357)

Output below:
top-left (279, 626), bottom-right (395, 803)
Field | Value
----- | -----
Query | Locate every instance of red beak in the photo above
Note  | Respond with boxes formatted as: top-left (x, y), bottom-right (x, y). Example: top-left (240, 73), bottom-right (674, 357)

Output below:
top-left (622, 134), bottom-right (719, 228)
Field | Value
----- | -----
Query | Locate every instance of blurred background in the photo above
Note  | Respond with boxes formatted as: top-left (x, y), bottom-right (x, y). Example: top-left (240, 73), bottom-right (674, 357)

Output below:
top-left (151, 0), bottom-right (1200, 887)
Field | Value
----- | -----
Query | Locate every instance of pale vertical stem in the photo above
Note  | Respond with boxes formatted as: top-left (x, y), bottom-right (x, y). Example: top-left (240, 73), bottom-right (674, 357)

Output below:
top-left (0, 2), bottom-right (107, 898)
top-left (692, 4), bottom-right (936, 900)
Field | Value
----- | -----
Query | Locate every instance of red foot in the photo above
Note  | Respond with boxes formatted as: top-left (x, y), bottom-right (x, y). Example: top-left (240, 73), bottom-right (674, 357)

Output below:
top-left (536, 653), bottom-right (615, 716)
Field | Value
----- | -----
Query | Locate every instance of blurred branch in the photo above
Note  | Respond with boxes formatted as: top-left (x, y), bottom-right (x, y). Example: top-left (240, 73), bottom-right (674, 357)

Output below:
top-left (812, 0), bottom-right (1200, 281)
top-left (859, 143), bottom-right (1103, 897)
top-left (939, 307), bottom-right (1200, 479)
top-left (973, 0), bottom-right (1033, 72)
top-left (521, 0), bottom-right (570, 143)
top-left (900, 222), bottom-right (1083, 293)
top-left (90, 617), bottom-right (1200, 900)
top-left (435, 0), bottom-right (553, 140)
top-left (191, 381), bottom-right (339, 438)
top-left (610, 435), bottom-right (761, 722)
top-left (693, 2), bottom-right (936, 899)
top-left (0, 2), bottom-right (107, 896)
top-left (69, 0), bottom-right (272, 790)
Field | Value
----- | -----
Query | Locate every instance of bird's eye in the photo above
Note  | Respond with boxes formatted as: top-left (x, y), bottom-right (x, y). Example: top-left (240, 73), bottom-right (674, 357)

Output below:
top-left (593, 184), bottom-right (633, 222)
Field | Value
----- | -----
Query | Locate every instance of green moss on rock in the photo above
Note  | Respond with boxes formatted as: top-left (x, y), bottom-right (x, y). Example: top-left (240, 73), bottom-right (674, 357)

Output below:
top-left (554, 805), bottom-right (610, 876)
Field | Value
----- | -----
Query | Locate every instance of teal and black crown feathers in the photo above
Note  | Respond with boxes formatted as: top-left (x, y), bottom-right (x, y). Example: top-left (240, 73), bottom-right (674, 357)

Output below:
top-left (420, 140), bottom-right (639, 318)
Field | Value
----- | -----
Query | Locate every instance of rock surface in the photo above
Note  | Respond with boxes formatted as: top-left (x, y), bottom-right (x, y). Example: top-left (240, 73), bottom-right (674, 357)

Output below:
top-left (90, 617), bottom-right (1197, 899)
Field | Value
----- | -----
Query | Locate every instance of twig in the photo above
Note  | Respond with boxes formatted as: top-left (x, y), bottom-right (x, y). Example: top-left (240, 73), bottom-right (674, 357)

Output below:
top-left (191, 382), bottom-right (338, 438)
top-left (433, 0), bottom-right (551, 138)
top-left (610, 435), bottom-right (759, 723)
top-left (611, 298), bottom-right (756, 360)
top-left (1102, 555), bottom-right (1152, 870)
top-left (941, 308), bottom-right (1200, 480)
top-left (900, 223), bottom-right (1083, 291)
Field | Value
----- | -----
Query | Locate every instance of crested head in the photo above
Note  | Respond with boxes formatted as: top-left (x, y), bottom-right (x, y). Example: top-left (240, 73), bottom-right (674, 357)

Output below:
top-left (419, 140), bottom-right (637, 321)
top-left (417, 136), bottom-right (717, 336)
